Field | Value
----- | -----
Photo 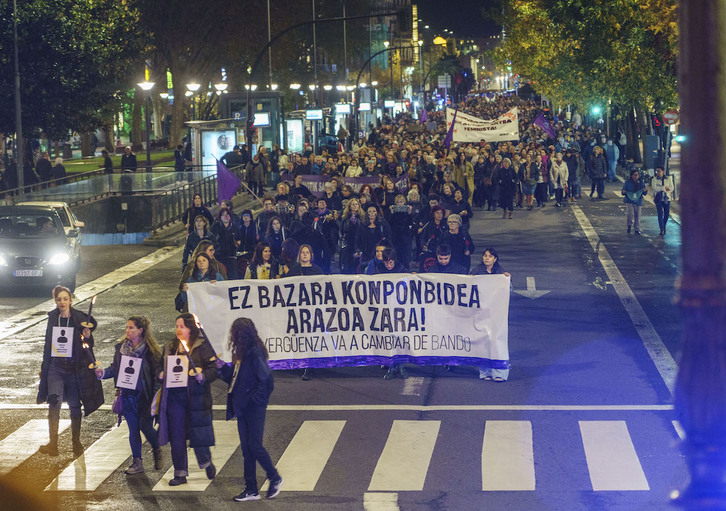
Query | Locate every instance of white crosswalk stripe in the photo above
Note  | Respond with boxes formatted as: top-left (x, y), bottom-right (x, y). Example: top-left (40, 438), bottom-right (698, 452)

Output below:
top-left (0, 419), bottom-right (70, 476)
top-left (368, 420), bottom-right (440, 491)
top-left (46, 425), bottom-right (130, 491)
top-left (0, 417), bottom-right (675, 494)
top-left (482, 420), bottom-right (535, 491)
top-left (579, 420), bottom-right (650, 491)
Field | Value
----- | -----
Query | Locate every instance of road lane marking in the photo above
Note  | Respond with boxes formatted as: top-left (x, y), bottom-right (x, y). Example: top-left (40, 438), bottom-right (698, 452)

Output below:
top-left (0, 246), bottom-right (181, 342)
top-left (579, 420), bottom-right (649, 491)
top-left (260, 420), bottom-right (345, 492)
top-left (153, 420), bottom-right (239, 492)
top-left (0, 419), bottom-right (70, 476)
top-left (0, 403), bottom-right (676, 412)
top-left (368, 420), bottom-right (440, 491)
top-left (572, 205), bottom-right (678, 395)
top-left (364, 492), bottom-right (400, 511)
top-left (401, 376), bottom-right (424, 396)
top-left (513, 277), bottom-right (551, 299)
top-left (46, 425), bottom-right (129, 491)
top-left (482, 420), bottom-right (535, 491)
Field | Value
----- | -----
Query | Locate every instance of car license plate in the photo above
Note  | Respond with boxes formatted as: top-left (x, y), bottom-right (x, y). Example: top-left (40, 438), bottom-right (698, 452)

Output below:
top-left (14, 270), bottom-right (43, 277)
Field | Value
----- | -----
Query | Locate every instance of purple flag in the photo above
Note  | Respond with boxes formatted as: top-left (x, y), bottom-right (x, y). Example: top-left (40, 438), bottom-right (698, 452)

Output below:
top-left (419, 108), bottom-right (428, 125)
top-left (534, 111), bottom-right (557, 140)
top-left (444, 107), bottom-right (458, 149)
top-left (217, 159), bottom-right (241, 204)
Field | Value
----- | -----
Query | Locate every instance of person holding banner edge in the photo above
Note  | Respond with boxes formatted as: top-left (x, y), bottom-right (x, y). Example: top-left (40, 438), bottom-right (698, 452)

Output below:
top-left (218, 318), bottom-right (283, 502)
top-left (95, 316), bottom-right (163, 474)
top-left (158, 313), bottom-right (218, 486)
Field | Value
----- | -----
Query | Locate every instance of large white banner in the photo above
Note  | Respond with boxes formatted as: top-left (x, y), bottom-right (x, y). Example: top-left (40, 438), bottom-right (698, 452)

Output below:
top-left (446, 107), bottom-right (519, 143)
top-left (188, 274), bottom-right (510, 370)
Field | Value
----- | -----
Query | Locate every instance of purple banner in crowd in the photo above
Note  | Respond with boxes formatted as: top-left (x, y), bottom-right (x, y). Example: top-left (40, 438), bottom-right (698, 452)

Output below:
top-left (534, 110), bottom-right (557, 140)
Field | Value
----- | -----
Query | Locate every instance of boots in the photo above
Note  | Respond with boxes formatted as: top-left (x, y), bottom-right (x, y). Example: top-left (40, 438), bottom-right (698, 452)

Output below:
top-left (508, 211), bottom-right (513, 219)
top-left (39, 410), bottom-right (60, 456)
top-left (71, 415), bottom-right (83, 457)
top-left (502, 210), bottom-right (507, 219)
top-left (153, 447), bottom-right (163, 470)
top-left (125, 457), bottom-right (144, 475)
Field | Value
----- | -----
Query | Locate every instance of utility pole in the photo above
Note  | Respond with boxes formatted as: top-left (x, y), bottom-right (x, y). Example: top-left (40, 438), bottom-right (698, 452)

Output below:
top-left (267, 0), bottom-right (273, 89)
top-left (312, 0), bottom-right (318, 105)
top-left (13, 0), bottom-right (24, 191)
top-left (672, 0), bottom-right (726, 508)
top-left (342, 0), bottom-right (348, 80)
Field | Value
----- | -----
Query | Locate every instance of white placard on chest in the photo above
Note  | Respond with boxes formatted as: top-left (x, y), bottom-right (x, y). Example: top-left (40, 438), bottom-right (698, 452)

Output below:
top-left (51, 326), bottom-right (74, 358)
top-left (117, 355), bottom-right (142, 390)
top-left (165, 355), bottom-right (189, 388)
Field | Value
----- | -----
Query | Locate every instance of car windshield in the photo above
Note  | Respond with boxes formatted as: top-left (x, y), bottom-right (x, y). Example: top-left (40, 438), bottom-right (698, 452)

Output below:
top-left (0, 214), bottom-right (61, 238)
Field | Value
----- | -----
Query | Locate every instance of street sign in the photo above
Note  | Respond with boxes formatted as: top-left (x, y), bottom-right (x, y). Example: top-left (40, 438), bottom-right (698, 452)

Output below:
top-left (437, 75), bottom-right (451, 88)
top-left (663, 110), bottom-right (680, 125)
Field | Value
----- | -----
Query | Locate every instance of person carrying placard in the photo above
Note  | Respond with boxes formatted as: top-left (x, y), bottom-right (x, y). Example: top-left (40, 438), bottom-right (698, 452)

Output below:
top-left (95, 316), bottom-right (163, 475)
top-left (37, 286), bottom-right (103, 457)
top-left (157, 313), bottom-right (219, 486)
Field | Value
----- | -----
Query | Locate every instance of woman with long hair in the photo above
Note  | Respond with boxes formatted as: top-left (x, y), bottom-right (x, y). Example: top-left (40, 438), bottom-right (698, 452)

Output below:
top-left (263, 215), bottom-right (287, 260)
top-left (286, 244), bottom-right (324, 277)
top-left (471, 248), bottom-right (511, 382)
top-left (95, 316), bottom-right (163, 474)
top-left (37, 286), bottom-right (103, 457)
top-left (338, 197), bottom-right (366, 274)
top-left (245, 242), bottom-right (280, 279)
top-left (182, 215), bottom-right (214, 271)
top-left (211, 207), bottom-right (239, 279)
top-left (220, 318), bottom-right (283, 501)
top-left (158, 313), bottom-right (218, 486)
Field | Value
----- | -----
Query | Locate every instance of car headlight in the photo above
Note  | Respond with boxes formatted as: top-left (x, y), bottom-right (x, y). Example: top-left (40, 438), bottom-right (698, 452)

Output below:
top-left (0, 254), bottom-right (7, 266)
top-left (49, 253), bottom-right (70, 265)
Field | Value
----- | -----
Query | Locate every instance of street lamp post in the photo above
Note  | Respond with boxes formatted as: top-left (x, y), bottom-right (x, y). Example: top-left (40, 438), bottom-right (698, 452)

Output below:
top-left (185, 82), bottom-right (200, 161)
top-left (137, 81), bottom-right (155, 174)
top-left (384, 41), bottom-right (394, 99)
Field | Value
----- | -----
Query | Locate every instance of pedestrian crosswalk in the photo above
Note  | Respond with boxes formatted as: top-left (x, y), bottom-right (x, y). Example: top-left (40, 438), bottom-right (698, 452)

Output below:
top-left (0, 416), bottom-right (684, 494)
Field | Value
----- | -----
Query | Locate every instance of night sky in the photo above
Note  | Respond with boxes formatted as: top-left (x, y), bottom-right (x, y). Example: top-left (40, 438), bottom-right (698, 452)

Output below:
top-left (416, 0), bottom-right (501, 38)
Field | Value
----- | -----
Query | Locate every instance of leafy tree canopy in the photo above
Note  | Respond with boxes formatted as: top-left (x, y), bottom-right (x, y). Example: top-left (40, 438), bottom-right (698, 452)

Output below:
top-left (496, 0), bottom-right (678, 116)
top-left (0, 0), bottom-right (147, 139)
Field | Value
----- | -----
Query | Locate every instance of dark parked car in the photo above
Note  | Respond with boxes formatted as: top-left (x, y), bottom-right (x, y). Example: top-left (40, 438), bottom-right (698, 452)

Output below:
top-left (0, 205), bottom-right (81, 291)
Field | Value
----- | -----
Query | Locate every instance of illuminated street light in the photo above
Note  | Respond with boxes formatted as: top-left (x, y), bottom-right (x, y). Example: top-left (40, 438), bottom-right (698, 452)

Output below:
top-left (289, 83), bottom-right (301, 90)
top-left (308, 84), bottom-right (316, 91)
top-left (214, 82), bottom-right (228, 92)
top-left (270, 84), bottom-right (278, 90)
top-left (186, 82), bottom-right (201, 92)
top-left (323, 85), bottom-right (333, 91)
top-left (336, 85), bottom-right (346, 91)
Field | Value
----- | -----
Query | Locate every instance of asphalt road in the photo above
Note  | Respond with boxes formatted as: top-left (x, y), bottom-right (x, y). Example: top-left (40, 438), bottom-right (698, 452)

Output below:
top-left (0, 179), bottom-right (686, 510)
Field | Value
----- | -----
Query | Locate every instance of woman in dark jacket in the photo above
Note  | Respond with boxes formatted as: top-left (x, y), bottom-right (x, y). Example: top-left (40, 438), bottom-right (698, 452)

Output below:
top-left (182, 215), bottom-right (214, 271)
top-left (493, 158), bottom-right (518, 219)
top-left (589, 146), bottom-right (608, 199)
top-left (95, 316), bottom-right (163, 474)
top-left (37, 285), bottom-right (103, 457)
top-left (448, 188), bottom-right (473, 231)
top-left (286, 244), bottom-right (324, 277)
top-left (182, 194), bottom-right (215, 234)
top-left (219, 318), bottom-right (283, 502)
top-left (211, 207), bottom-right (239, 279)
top-left (440, 213), bottom-right (475, 272)
top-left (262, 215), bottom-right (288, 260)
top-left (338, 198), bottom-right (365, 274)
top-left (355, 204), bottom-right (392, 266)
top-left (158, 313), bottom-right (219, 486)
top-left (419, 205), bottom-right (447, 257)
top-left (388, 194), bottom-right (414, 269)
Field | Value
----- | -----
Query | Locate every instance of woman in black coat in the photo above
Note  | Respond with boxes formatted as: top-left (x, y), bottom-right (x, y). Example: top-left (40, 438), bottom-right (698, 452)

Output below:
top-left (182, 194), bottom-right (214, 234)
top-left (158, 313), bottom-right (218, 486)
top-left (211, 207), bottom-right (239, 279)
top-left (37, 285), bottom-right (103, 457)
top-left (219, 318), bottom-right (283, 502)
top-left (494, 158), bottom-right (518, 219)
top-left (96, 316), bottom-right (163, 474)
top-left (338, 198), bottom-right (365, 274)
top-left (355, 204), bottom-right (392, 267)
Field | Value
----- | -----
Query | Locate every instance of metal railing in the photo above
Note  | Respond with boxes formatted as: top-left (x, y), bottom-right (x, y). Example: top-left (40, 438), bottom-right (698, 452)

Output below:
top-left (149, 172), bottom-right (219, 231)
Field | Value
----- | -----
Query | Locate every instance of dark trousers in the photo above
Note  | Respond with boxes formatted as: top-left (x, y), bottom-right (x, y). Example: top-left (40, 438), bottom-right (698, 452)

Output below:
top-left (555, 188), bottom-right (564, 205)
top-left (166, 389), bottom-right (212, 477)
top-left (593, 178), bottom-right (605, 197)
top-left (47, 362), bottom-right (82, 444)
top-left (237, 405), bottom-right (279, 492)
top-left (123, 391), bottom-right (159, 458)
top-left (534, 183), bottom-right (548, 206)
top-left (656, 201), bottom-right (671, 232)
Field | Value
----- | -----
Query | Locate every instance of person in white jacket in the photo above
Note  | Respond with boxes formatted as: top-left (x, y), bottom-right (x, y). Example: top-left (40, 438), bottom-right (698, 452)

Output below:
top-left (652, 165), bottom-right (673, 235)
top-left (345, 158), bottom-right (363, 178)
top-left (550, 153), bottom-right (569, 207)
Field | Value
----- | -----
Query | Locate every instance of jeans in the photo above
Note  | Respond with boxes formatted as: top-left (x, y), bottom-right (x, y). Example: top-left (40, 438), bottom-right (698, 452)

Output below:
top-left (627, 203), bottom-right (642, 231)
top-left (166, 389), bottom-right (212, 477)
top-left (608, 161), bottom-right (617, 181)
top-left (47, 361), bottom-right (82, 442)
top-left (123, 390), bottom-right (159, 458)
top-left (237, 405), bottom-right (279, 492)
top-left (478, 366), bottom-right (510, 380)
top-left (656, 201), bottom-right (670, 232)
